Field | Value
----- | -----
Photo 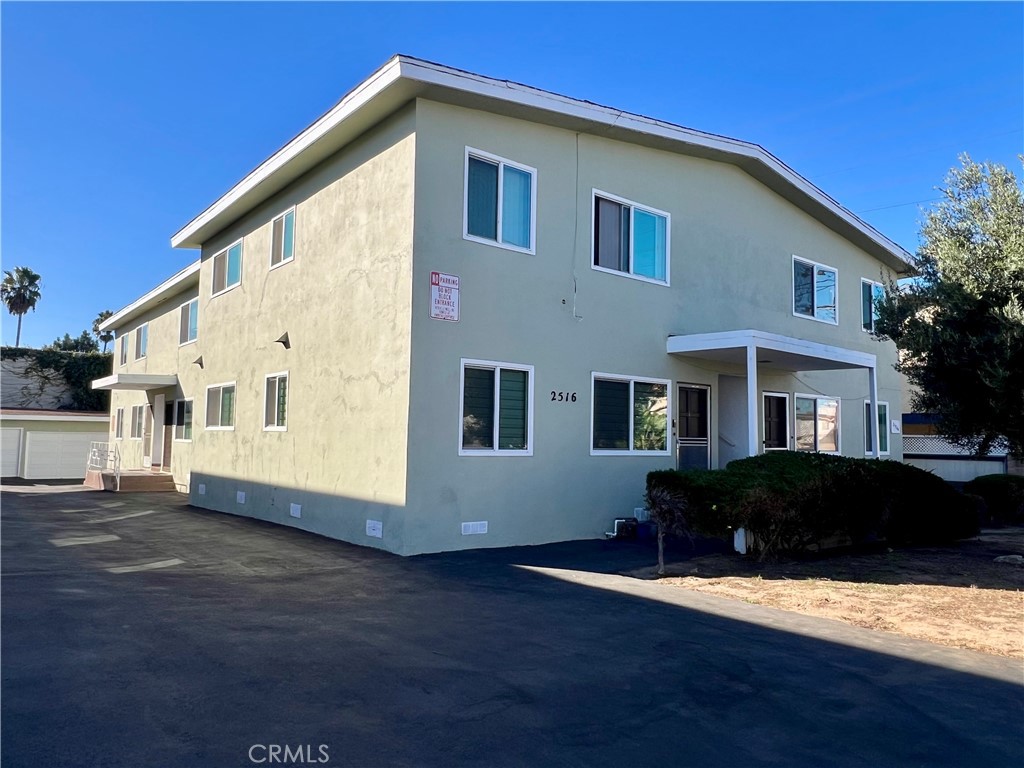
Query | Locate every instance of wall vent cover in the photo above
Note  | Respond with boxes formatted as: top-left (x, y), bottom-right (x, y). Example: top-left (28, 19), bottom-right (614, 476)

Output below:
top-left (461, 521), bottom-right (488, 535)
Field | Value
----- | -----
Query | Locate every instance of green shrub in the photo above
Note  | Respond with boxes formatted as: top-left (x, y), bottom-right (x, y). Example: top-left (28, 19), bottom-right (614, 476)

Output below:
top-left (646, 452), bottom-right (979, 558)
top-left (963, 474), bottom-right (1024, 525)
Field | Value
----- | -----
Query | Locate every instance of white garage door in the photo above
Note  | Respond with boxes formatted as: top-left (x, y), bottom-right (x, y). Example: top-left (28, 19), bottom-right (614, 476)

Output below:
top-left (2, 428), bottom-right (23, 477)
top-left (23, 432), bottom-right (107, 480)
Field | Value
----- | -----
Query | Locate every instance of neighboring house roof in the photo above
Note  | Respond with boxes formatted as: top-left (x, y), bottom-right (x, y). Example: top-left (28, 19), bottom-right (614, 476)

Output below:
top-left (99, 259), bottom-right (201, 333)
top-left (1, 408), bottom-right (108, 421)
top-left (171, 54), bottom-right (914, 273)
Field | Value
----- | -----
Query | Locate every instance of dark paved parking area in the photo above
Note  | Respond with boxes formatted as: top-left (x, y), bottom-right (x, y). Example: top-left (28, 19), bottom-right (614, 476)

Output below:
top-left (2, 487), bottom-right (1022, 767)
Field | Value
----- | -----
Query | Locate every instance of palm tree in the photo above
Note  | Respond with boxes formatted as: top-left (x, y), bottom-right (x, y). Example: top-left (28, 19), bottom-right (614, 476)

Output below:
top-left (1, 267), bottom-right (42, 347)
top-left (93, 310), bottom-right (114, 352)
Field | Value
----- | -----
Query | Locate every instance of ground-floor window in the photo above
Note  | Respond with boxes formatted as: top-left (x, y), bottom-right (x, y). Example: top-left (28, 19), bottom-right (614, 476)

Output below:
top-left (206, 383), bottom-right (236, 429)
top-left (795, 395), bottom-right (840, 453)
top-left (114, 407), bottom-right (124, 440)
top-left (763, 393), bottom-right (789, 450)
top-left (264, 372), bottom-right (288, 431)
top-left (174, 399), bottom-right (193, 441)
top-left (864, 400), bottom-right (890, 455)
top-left (460, 359), bottom-right (533, 454)
top-left (129, 404), bottom-right (145, 440)
top-left (591, 373), bottom-right (670, 454)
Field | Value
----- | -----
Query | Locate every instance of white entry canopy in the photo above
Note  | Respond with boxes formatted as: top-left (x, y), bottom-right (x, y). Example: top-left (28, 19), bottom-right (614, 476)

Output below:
top-left (666, 329), bottom-right (875, 372)
top-left (91, 373), bottom-right (178, 391)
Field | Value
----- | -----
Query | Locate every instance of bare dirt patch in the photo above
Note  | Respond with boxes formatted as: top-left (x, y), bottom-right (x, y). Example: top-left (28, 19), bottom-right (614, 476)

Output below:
top-left (645, 528), bottom-right (1024, 658)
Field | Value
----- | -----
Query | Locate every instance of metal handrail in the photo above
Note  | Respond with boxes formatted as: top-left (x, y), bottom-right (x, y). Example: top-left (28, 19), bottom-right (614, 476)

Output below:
top-left (86, 442), bottom-right (121, 491)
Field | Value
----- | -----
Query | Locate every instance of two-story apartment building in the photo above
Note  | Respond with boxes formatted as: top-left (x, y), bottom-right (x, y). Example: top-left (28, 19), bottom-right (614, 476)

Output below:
top-left (94, 55), bottom-right (912, 555)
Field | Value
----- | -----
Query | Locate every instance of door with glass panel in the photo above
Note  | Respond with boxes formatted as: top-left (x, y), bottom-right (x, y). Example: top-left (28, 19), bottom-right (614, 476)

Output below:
top-left (763, 393), bottom-right (790, 451)
top-left (676, 385), bottom-right (710, 470)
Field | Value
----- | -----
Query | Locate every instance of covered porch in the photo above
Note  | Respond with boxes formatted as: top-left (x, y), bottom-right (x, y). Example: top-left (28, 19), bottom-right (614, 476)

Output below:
top-left (666, 329), bottom-right (883, 465)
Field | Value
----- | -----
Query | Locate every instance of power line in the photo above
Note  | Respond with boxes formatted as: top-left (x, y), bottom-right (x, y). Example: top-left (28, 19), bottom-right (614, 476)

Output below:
top-left (857, 197), bottom-right (943, 214)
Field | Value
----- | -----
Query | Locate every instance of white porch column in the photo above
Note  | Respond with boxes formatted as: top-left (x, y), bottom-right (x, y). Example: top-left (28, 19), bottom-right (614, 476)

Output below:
top-left (746, 343), bottom-right (759, 456)
top-left (868, 364), bottom-right (880, 458)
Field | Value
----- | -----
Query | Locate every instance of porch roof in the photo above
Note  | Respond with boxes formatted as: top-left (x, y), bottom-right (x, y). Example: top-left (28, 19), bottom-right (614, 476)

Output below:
top-left (666, 329), bottom-right (876, 371)
top-left (91, 373), bottom-right (178, 392)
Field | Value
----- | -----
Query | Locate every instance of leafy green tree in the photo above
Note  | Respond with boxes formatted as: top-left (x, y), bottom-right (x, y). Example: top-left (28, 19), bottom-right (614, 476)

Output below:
top-left (875, 155), bottom-right (1024, 459)
top-left (46, 331), bottom-right (99, 353)
top-left (1, 266), bottom-right (42, 347)
top-left (93, 310), bottom-right (114, 352)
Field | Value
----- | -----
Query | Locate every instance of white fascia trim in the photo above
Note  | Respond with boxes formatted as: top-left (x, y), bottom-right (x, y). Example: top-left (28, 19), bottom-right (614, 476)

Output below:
top-left (666, 329), bottom-right (876, 370)
top-left (171, 55), bottom-right (911, 270)
top-left (102, 260), bottom-right (201, 332)
top-left (0, 413), bottom-right (109, 423)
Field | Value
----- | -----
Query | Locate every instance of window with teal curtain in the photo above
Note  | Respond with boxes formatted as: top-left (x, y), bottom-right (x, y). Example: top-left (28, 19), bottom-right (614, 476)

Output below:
top-left (501, 166), bottom-right (532, 249)
top-left (633, 209), bottom-right (667, 280)
top-left (282, 211), bottom-right (295, 261)
top-left (467, 157), bottom-right (498, 240)
top-left (226, 243), bottom-right (242, 286)
top-left (498, 369), bottom-right (527, 449)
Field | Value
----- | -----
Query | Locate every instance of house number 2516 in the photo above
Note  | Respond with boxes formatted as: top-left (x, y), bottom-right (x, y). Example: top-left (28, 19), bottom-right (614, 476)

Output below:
top-left (551, 391), bottom-right (577, 402)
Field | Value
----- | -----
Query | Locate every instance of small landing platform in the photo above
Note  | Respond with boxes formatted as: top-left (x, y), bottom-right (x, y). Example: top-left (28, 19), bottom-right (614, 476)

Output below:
top-left (84, 469), bottom-right (177, 493)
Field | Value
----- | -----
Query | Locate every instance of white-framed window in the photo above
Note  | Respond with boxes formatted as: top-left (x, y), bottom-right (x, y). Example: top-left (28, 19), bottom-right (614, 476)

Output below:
top-left (861, 279), bottom-right (884, 333)
top-left (114, 407), bottom-right (124, 440)
top-left (174, 399), bottom-right (194, 441)
top-left (459, 359), bottom-right (534, 455)
top-left (591, 373), bottom-right (671, 455)
top-left (118, 335), bottom-right (127, 367)
top-left (592, 191), bottom-right (670, 284)
top-left (795, 394), bottom-right (840, 453)
top-left (212, 240), bottom-right (243, 296)
top-left (864, 400), bottom-right (890, 455)
top-left (134, 323), bottom-right (148, 360)
top-left (179, 298), bottom-right (199, 345)
top-left (129, 404), bottom-right (145, 440)
top-left (264, 372), bottom-right (288, 431)
top-left (464, 148), bottom-right (536, 254)
top-left (270, 208), bottom-right (295, 268)
top-left (206, 382), bottom-right (236, 430)
top-left (793, 256), bottom-right (838, 324)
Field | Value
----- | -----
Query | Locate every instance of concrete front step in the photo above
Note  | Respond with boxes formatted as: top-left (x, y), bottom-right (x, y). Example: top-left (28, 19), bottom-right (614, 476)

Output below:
top-left (84, 469), bottom-right (177, 493)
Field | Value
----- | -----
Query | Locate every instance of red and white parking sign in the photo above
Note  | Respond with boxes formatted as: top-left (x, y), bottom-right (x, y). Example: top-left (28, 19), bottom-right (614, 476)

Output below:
top-left (430, 272), bottom-right (460, 322)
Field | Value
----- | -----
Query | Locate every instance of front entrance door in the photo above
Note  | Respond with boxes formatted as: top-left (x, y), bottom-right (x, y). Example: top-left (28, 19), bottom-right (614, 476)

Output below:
top-left (677, 384), bottom-right (710, 470)
top-left (763, 393), bottom-right (790, 451)
top-left (150, 395), bottom-right (164, 469)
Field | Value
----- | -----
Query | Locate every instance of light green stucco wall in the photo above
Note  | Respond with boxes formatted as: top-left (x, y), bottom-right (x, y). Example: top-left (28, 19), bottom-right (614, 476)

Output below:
top-left (403, 99), bottom-right (903, 554)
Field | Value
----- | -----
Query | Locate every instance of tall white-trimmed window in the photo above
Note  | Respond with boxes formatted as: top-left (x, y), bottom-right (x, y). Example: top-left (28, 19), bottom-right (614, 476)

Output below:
top-left (114, 407), bottom-right (124, 440)
top-left (464, 148), bottom-right (536, 253)
top-left (793, 256), bottom-right (838, 324)
top-left (206, 383), bottom-right (236, 429)
top-left (129, 404), bottom-right (145, 439)
top-left (795, 395), bottom-right (840, 453)
top-left (212, 240), bottom-right (243, 296)
top-left (459, 359), bottom-right (533, 455)
top-left (179, 298), bottom-right (198, 345)
top-left (119, 335), bottom-right (127, 367)
top-left (174, 399), bottom-right (194, 441)
top-left (593, 191), bottom-right (669, 284)
top-left (264, 372), bottom-right (288, 431)
top-left (864, 400), bottom-right (890, 455)
top-left (270, 209), bottom-right (295, 268)
top-left (134, 323), bottom-right (148, 360)
top-left (591, 373), bottom-right (671, 455)
top-left (861, 279), bottom-right (884, 332)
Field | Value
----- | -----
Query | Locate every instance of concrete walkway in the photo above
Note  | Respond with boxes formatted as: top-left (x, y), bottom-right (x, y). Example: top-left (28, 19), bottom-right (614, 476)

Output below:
top-left (2, 487), bottom-right (1022, 767)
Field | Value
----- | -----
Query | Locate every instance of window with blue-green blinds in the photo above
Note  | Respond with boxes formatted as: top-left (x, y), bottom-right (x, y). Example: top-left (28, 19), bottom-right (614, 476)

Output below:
top-left (227, 243), bottom-right (242, 285)
top-left (593, 379), bottom-right (630, 450)
top-left (461, 364), bottom-right (531, 452)
top-left (466, 152), bottom-right (534, 250)
top-left (633, 210), bottom-right (667, 281)
top-left (265, 374), bottom-right (288, 429)
top-left (213, 242), bottom-right (243, 294)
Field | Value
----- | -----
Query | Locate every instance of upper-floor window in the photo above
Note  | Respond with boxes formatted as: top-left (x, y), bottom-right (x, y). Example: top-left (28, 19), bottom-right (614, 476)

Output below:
top-left (459, 359), bottom-right (533, 455)
top-left (861, 279), bottom-right (884, 332)
top-left (119, 336), bottom-right (127, 367)
top-left (464, 148), bottom-right (536, 253)
top-left (264, 372), bottom-right (288, 431)
top-left (864, 400), bottom-right (890, 455)
top-left (795, 395), bottom-right (840, 453)
top-left (134, 324), bottom-right (148, 360)
top-left (212, 241), bottom-right (243, 296)
top-left (793, 257), bottom-right (838, 324)
top-left (270, 209), bottom-right (295, 268)
top-left (206, 383), bottom-right (236, 430)
top-left (593, 191), bottom-right (669, 284)
top-left (174, 399), bottom-right (194, 441)
top-left (591, 373), bottom-right (670, 455)
top-left (179, 298), bottom-right (198, 345)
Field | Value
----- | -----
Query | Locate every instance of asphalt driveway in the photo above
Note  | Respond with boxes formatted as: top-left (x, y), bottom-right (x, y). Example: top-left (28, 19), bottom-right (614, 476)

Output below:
top-left (2, 486), bottom-right (1022, 767)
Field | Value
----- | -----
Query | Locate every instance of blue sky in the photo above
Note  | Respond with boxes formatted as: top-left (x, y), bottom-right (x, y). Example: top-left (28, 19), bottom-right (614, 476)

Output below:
top-left (3, 1), bottom-right (1022, 348)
